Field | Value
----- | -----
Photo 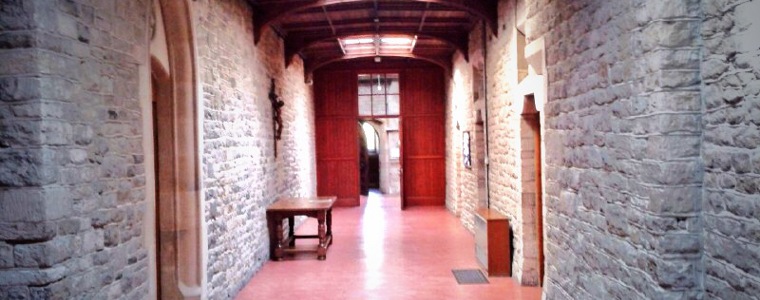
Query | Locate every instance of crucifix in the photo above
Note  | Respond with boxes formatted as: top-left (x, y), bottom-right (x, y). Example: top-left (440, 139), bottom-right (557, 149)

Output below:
top-left (269, 78), bottom-right (285, 157)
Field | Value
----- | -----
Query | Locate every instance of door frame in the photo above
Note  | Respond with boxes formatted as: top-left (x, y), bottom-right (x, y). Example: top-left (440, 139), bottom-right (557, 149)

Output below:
top-left (150, 0), bottom-right (203, 297)
top-left (314, 64), bottom-right (445, 210)
top-left (354, 69), bottom-right (405, 208)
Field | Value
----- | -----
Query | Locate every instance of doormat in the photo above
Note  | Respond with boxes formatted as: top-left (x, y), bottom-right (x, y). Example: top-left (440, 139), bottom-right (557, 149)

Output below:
top-left (451, 269), bottom-right (489, 284)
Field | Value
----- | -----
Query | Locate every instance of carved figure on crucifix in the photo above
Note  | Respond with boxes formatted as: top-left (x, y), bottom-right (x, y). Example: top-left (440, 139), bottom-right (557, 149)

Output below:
top-left (269, 78), bottom-right (285, 139)
top-left (269, 78), bottom-right (285, 156)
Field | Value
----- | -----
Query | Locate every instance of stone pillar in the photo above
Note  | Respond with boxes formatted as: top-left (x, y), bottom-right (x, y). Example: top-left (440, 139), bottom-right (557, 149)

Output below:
top-left (524, 0), bottom-right (704, 298)
top-left (1, 0), bottom-right (151, 298)
top-left (701, 0), bottom-right (760, 298)
top-left (635, 0), bottom-right (704, 297)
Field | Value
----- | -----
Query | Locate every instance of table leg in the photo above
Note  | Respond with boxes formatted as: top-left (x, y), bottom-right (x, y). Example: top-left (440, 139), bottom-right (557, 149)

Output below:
top-left (288, 216), bottom-right (296, 247)
top-left (267, 212), bottom-right (276, 260)
top-left (274, 216), bottom-right (285, 260)
top-left (317, 210), bottom-right (327, 260)
top-left (327, 208), bottom-right (333, 246)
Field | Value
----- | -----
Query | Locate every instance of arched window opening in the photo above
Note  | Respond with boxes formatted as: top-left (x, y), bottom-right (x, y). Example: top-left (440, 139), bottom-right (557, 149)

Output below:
top-left (362, 122), bottom-right (380, 153)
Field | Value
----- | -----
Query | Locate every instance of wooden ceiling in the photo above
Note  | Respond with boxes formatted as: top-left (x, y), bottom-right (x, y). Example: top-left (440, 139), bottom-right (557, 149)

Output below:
top-left (247, 0), bottom-right (498, 75)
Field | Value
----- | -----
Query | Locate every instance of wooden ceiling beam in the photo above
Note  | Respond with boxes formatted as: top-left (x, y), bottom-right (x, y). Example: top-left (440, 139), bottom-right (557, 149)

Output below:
top-left (304, 53), bottom-right (452, 78)
top-left (418, 3), bottom-right (430, 32)
top-left (284, 29), bottom-right (468, 66)
top-left (281, 17), bottom-right (471, 31)
top-left (251, 0), bottom-right (497, 43)
top-left (322, 6), bottom-right (337, 35)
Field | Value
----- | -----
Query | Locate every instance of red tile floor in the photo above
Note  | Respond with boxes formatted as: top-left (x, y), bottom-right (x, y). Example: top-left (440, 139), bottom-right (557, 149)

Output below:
top-left (236, 191), bottom-right (542, 300)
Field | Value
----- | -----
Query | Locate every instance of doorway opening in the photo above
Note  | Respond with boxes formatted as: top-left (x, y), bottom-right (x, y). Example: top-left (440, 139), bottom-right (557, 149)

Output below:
top-left (360, 119), bottom-right (401, 199)
top-left (520, 94), bottom-right (544, 286)
top-left (361, 121), bottom-right (380, 191)
top-left (358, 72), bottom-right (402, 201)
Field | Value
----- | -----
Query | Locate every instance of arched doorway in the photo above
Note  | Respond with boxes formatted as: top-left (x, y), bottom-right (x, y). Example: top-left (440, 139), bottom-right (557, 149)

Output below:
top-left (361, 121), bottom-right (381, 191)
top-left (150, 0), bottom-right (202, 298)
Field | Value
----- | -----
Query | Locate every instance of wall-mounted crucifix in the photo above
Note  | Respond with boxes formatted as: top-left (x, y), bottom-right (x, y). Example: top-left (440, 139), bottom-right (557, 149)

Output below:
top-left (269, 78), bottom-right (285, 157)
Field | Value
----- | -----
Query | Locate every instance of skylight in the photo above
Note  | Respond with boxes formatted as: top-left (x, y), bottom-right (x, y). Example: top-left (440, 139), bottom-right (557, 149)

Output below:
top-left (339, 35), bottom-right (417, 56)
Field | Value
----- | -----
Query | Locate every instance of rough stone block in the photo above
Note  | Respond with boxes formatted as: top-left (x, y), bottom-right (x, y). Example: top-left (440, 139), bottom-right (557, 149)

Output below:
top-left (734, 126), bottom-right (760, 149)
top-left (0, 0), bottom-right (36, 31)
top-left (103, 224), bottom-right (119, 247)
top-left (638, 0), bottom-right (701, 23)
top-left (657, 234), bottom-right (701, 255)
top-left (0, 266), bottom-right (66, 286)
top-left (655, 258), bottom-right (700, 289)
top-left (645, 135), bottom-right (701, 160)
top-left (29, 279), bottom-right (69, 300)
top-left (13, 236), bottom-right (71, 268)
top-left (0, 189), bottom-right (47, 222)
top-left (0, 221), bottom-right (56, 242)
top-left (0, 75), bottom-right (41, 103)
top-left (0, 187), bottom-right (72, 223)
top-left (645, 48), bottom-right (701, 73)
top-left (640, 20), bottom-right (701, 49)
top-left (0, 286), bottom-right (31, 300)
top-left (0, 241), bottom-right (13, 268)
top-left (56, 217), bottom-right (86, 235)
top-left (646, 186), bottom-right (701, 214)
top-left (0, 119), bottom-right (41, 147)
top-left (640, 160), bottom-right (702, 185)
top-left (81, 229), bottom-right (104, 253)
top-left (0, 149), bottom-right (59, 186)
top-left (40, 120), bottom-right (73, 146)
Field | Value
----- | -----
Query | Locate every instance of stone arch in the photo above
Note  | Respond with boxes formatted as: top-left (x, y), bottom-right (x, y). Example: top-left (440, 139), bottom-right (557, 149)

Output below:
top-left (148, 0), bottom-right (203, 298)
top-left (363, 120), bottom-right (401, 195)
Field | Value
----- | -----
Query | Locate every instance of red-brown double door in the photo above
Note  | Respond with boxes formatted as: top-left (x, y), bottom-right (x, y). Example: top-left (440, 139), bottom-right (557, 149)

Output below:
top-left (314, 68), bottom-right (445, 208)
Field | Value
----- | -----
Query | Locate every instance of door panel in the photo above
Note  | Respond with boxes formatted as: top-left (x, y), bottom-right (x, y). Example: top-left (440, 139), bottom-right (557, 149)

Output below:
top-left (402, 117), bottom-right (445, 156)
top-left (317, 158), bottom-right (359, 205)
top-left (401, 68), bottom-right (446, 207)
top-left (315, 70), bottom-right (360, 207)
top-left (316, 118), bottom-right (357, 158)
top-left (403, 158), bottom-right (445, 205)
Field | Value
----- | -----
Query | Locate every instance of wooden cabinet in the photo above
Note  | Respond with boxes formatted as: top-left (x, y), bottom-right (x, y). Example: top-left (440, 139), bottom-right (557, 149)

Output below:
top-left (474, 208), bottom-right (511, 276)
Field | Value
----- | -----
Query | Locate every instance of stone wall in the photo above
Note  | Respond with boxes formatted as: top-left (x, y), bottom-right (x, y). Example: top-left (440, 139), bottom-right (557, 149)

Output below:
top-left (449, 0), bottom-right (759, 297)
top-left (701, 0), bottom-right (760, 298)
top-left (446, 51), bottom-right (476, 230)
top-left (193, 0), bottom-right (316, 298)
top-left (0, 0), bottom-right (150, 298)
top-left (446, 23), bottom-right (489, 233)
top-left (447, 0), bottom-right (541, 284)
top-left (486, 0), bottom-right (539, 284)
top-left (526, 0), bottom-right (705, 297)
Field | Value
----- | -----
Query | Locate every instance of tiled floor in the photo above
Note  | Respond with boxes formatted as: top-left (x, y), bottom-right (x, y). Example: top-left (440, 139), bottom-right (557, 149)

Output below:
top-left (236, 191), bottom-right (542, 300)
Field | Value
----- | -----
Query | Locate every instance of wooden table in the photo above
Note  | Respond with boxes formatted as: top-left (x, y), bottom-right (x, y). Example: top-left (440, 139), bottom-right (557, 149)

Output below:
top-left (266, 196), bottom-right (336, 260)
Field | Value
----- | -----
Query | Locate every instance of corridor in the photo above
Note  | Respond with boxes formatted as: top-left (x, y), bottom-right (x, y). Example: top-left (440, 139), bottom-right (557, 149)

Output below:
top-left (2, 0), bottom-right (757, 298)
top-left (236, 191), bottom-right (541, 299)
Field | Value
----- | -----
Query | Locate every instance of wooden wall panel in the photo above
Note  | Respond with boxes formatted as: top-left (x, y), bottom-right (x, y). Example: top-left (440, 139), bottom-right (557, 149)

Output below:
top-left (314, 70), bottom-right (360, 206)
top-left (315, 70), bottom-right (357, 117)
top-left (403, 159), bottom-right (446, 205)
top-left (401, 68), bottom-right (446, 207)
top-left (402, 117), bottom-right (445, 157)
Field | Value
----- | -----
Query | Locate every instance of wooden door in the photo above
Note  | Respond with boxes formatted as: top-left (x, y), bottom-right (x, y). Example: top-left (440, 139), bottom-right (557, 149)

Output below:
top-left (401, 68), bottom-right (446, 207)
top-left (315, 70), bottom-right (361, 207)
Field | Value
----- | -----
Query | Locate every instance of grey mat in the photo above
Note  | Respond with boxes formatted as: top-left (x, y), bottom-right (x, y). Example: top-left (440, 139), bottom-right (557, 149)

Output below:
top-left (452, 269), bottom-right (489, 284)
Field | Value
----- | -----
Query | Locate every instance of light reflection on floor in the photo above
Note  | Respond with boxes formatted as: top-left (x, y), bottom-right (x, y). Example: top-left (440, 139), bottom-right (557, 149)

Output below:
top-left (361, 191), bottom-right (387, 290)
top-left (236, 190), bottom-right (542, 300)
